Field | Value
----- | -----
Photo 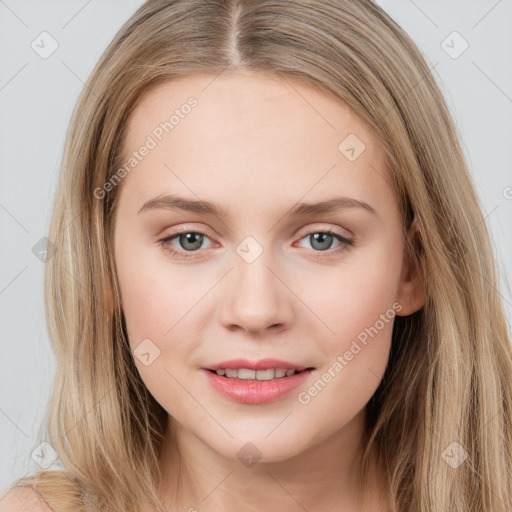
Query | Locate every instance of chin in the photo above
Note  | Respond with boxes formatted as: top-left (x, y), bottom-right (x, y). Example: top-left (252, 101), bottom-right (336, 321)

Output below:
top-left (208, 433), bottom-right (310, 466)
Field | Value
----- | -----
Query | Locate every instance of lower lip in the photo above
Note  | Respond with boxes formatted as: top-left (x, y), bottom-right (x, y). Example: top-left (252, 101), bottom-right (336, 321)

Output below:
top-left (202, 369), bottom-right (314, 404)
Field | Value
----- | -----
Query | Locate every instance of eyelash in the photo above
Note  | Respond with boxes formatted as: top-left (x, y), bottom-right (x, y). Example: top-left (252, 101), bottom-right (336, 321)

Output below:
top-left (157, 227), bottom-right (355, 260)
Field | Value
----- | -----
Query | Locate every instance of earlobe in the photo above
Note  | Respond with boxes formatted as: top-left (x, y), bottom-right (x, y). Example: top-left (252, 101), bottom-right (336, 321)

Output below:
top-left (395, 219), bottom-right (426, 316)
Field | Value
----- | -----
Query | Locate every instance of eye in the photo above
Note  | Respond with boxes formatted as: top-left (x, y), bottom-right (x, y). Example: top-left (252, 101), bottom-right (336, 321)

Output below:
top-left (157, 229), bottom-right (214, 259)
top-left (296, 230), bottom-right (354, 255)
top-left (157, 227), bottom-right (355, 260)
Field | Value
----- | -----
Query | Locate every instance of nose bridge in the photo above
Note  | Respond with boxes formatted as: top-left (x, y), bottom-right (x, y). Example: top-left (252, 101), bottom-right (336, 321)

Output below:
top-left (218, 242), bottom-right (294, 333)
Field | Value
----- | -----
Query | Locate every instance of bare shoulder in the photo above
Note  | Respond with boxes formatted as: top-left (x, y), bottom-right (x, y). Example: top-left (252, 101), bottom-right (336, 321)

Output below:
top-left (0, 486), bottom-right (53, 511)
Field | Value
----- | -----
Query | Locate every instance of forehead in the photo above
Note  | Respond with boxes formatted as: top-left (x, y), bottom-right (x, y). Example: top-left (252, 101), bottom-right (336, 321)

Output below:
top-left (118, 70), bottom-right (394, 219)
top-left (125, 70), bottom-right (363, 149)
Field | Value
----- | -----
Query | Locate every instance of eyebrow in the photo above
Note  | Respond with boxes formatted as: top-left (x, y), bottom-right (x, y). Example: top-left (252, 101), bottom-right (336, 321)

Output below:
top-left (137, 194), bottom-right (377, 217)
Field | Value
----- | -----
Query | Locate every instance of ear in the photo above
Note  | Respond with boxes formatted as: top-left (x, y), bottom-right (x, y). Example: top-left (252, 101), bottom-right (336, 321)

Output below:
top-left (395, 219), bottom-right (425, 316)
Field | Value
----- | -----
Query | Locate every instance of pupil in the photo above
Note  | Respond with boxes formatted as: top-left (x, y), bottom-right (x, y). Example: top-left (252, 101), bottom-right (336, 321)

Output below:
top-left (180, 232), bottom-right (203, 251)
top-left (311, 233), bottom-right (332, 251)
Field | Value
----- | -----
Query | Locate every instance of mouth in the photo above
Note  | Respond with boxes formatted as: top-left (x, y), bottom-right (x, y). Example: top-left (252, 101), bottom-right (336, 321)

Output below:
top-left (202, 358), bottom-right (315, 381)
top-left (205, 367), bottom-right (315, 381)
top-left (202, 365), bottom-right (315, 404)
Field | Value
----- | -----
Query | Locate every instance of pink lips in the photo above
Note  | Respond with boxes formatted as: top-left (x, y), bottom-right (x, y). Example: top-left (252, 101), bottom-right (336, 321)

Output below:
top-left (201, 358), bottom-right (314, 404)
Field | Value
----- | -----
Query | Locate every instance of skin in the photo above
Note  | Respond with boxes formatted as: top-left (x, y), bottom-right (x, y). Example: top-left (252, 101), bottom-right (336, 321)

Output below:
top-left (113, 69), bottom-right (425, 512)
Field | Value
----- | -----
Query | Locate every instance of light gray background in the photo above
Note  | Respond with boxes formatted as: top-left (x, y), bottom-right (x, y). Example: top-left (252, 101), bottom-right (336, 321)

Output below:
top-left (1, 0), bottom-right (511, 491)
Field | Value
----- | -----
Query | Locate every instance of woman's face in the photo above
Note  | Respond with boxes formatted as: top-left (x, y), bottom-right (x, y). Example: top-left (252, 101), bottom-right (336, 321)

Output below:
top-left (113, 70), bottom-right (422, 463)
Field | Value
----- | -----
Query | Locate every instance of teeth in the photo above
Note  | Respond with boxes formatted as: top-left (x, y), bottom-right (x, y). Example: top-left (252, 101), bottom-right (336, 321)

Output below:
top-left (238, 368), bottom-right (256, 380)
top-left (255, 369), bottom-right (274, 380)
top-left (214, 368), bottom-right (299, 380)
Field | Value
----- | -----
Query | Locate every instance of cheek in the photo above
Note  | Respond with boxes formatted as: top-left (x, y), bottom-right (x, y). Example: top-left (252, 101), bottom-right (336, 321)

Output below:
top-left (115, 243), bottom-right (198, 343)
top-left (299, 249), bottom-right (402, 346)
top-left (304, 272), bottom-right (395, 383)
top-left (295, 274), bottom-right (396, 436)
top-left (115, 259), bottom-right (198, 415)
top-left (115, 244), bottom-right (209, 395)
top-left (292, 246), bottom-right (401, 412)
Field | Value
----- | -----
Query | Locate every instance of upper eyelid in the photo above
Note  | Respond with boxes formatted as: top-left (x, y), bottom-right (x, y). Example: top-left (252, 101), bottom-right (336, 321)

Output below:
top-left (295, 223), bottom-right (353, 238)
top-left (163, 222), bottom-right (352, 238)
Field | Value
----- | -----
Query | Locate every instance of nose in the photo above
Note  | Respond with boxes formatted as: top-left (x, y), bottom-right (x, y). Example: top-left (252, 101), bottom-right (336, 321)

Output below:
top-left (218, 256), bottom-right (295, 335)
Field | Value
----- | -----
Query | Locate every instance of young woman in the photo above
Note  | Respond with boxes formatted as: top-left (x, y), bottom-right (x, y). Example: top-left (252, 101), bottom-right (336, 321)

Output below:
top-left (2, 1), bottom-right (511, 511)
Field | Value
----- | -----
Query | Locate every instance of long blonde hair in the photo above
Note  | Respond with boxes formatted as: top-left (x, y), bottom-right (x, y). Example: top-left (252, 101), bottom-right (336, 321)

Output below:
top-left (7, 1), bottom-right (512, 511)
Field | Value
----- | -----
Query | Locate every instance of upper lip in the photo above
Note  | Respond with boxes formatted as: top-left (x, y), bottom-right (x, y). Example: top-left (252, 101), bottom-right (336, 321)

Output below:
top-left (203, 358), bottom-right (314, 372)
